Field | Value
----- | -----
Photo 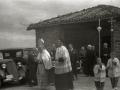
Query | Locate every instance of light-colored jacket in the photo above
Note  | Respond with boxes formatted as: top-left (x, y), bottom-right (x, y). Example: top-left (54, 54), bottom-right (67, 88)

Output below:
top-left (107, 57), bottom-right (120, 77)
top-left (93, 64), bottom-right (106, 82)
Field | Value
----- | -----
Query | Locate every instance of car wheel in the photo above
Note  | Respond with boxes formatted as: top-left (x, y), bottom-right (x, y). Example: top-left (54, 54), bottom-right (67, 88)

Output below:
top-left (19, 79), bottom-right (26, 84)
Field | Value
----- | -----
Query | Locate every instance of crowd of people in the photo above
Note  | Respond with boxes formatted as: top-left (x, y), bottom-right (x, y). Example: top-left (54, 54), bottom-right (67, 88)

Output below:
top-left (27, 38), bottom-right (120, 90)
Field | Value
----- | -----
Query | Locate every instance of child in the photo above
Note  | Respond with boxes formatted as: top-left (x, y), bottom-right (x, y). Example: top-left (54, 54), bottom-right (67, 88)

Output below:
top-left (106, 52), bottom-right (120, 90)
top-left (93, 57), bottom-right (106, 90)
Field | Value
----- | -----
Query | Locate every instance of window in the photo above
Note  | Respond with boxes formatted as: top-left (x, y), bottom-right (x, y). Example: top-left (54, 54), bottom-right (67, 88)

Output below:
top-left (16, 51), bottom-right (22, 57)
top-left (5, 53), bottom-right (10, 57)
top-left (0, 52), bottom-right (3, 59)
top-left (23, 50), bottom-right (29, 59)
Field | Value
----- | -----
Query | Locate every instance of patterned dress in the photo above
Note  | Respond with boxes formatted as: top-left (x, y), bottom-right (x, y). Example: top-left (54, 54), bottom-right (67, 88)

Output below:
top-left (36, 49), bottom-right (52, 90)
top-left (37, 63), bottom-right (48, 89)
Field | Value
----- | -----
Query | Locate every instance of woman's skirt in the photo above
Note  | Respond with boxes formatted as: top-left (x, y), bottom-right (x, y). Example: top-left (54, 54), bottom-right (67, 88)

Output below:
top-left (37, 63), bottom-right (48, 89)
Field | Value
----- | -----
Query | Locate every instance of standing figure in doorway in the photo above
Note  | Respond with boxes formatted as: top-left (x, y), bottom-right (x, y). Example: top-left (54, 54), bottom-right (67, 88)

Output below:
top-left (101, 43), bottom-right (110, 76)
top-left (86, 45), bottom-right (96, 76)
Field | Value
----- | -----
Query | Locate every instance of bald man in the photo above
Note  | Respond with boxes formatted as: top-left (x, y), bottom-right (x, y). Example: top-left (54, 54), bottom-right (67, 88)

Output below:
top-left (101, 43), bottom-right (110, 76)
top-left (86, 45), bottom-right (96, 76)
top-left (101, 43), bottom-right (110, 65)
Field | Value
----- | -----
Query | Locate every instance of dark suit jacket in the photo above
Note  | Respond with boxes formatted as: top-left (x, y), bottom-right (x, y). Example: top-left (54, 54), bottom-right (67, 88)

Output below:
top-left (101, 47), bottom-right (110, 65)
top-left (50, 50), bottom-right (56, 61)
top-left (28, 53), bottom-right (37, 81)
top-left (69, 49), bottom-right (79, 67)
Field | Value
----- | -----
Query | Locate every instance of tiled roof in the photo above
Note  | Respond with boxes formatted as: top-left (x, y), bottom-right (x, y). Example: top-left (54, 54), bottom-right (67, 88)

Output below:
top-left (27, 5), bottom-right (120, 30)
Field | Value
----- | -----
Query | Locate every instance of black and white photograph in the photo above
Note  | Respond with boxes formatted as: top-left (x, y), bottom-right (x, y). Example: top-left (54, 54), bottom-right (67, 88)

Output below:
top-left (0, 0), bottom-right (120, 90)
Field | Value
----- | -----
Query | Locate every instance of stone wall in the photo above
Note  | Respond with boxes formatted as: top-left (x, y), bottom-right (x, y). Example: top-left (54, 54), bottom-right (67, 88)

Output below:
top-left (35, 20), bottom-right (111, 53)
top-left (113, 21), bottom-right (120, 59)
top-left (35, 26), bottom-right (64, 51)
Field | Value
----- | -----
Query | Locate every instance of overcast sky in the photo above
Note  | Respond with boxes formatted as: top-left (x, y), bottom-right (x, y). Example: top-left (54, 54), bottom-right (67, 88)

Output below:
top-left (0, 0), bottom-right (119, 49)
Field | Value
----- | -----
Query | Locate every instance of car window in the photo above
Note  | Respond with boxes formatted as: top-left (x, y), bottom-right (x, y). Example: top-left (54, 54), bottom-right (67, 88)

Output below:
top-left (23, 50), bottom-right (29, 59)
top-left (0, 52), bottom-right (3, 59)
top-left (5, 53), bottom-right (10, 59)
top-left (16, 51), bottom-right (22, 57)
top-left (5, 53), bottom-right (10, 57)
top-left (23, 51), bottom-right (28, 55)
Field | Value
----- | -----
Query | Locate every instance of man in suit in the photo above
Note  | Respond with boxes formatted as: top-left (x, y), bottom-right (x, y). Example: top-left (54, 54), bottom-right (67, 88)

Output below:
top-left (28, 49), bottom-right (38, 87)
top-left (86, 45), bottom-right (96, 76)
top-left (101, 43), bottom-right (110, 66)
top-left (68, 44), bottom-right (79, 79)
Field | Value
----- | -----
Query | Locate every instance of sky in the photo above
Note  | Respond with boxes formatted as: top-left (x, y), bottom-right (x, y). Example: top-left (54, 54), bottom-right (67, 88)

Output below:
top-left (0, 0), bottom-right (119, 49)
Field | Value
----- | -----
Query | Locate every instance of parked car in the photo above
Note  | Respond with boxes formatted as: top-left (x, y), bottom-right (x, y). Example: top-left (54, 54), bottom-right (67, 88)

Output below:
top-left (0, 59), bottom-right (27, 87)
top-left (0, 48), bottom-right (33, 65)
top-left (0, 48), bottom-right (34, 87)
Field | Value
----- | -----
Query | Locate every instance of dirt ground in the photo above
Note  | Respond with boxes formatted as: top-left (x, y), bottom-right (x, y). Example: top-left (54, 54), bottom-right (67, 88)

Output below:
top-left (49, 74), bottom-right (120, 90)
top-left (1, 74), bottom-right (120, 90)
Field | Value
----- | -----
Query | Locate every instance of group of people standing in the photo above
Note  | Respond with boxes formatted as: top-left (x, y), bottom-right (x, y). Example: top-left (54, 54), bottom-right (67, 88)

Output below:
top-left (27, 38), bottom-right (74, 90)
top-left (75, 43), bottom-right (120, 90)
top-left (79, 43), bottom-right (111, 77)
top-left (27, 38), bottom-right (120, 90)
top-left (79, 44), bottom-right (97, 76)
top-left (94, 52), bottom-right (120, 90)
